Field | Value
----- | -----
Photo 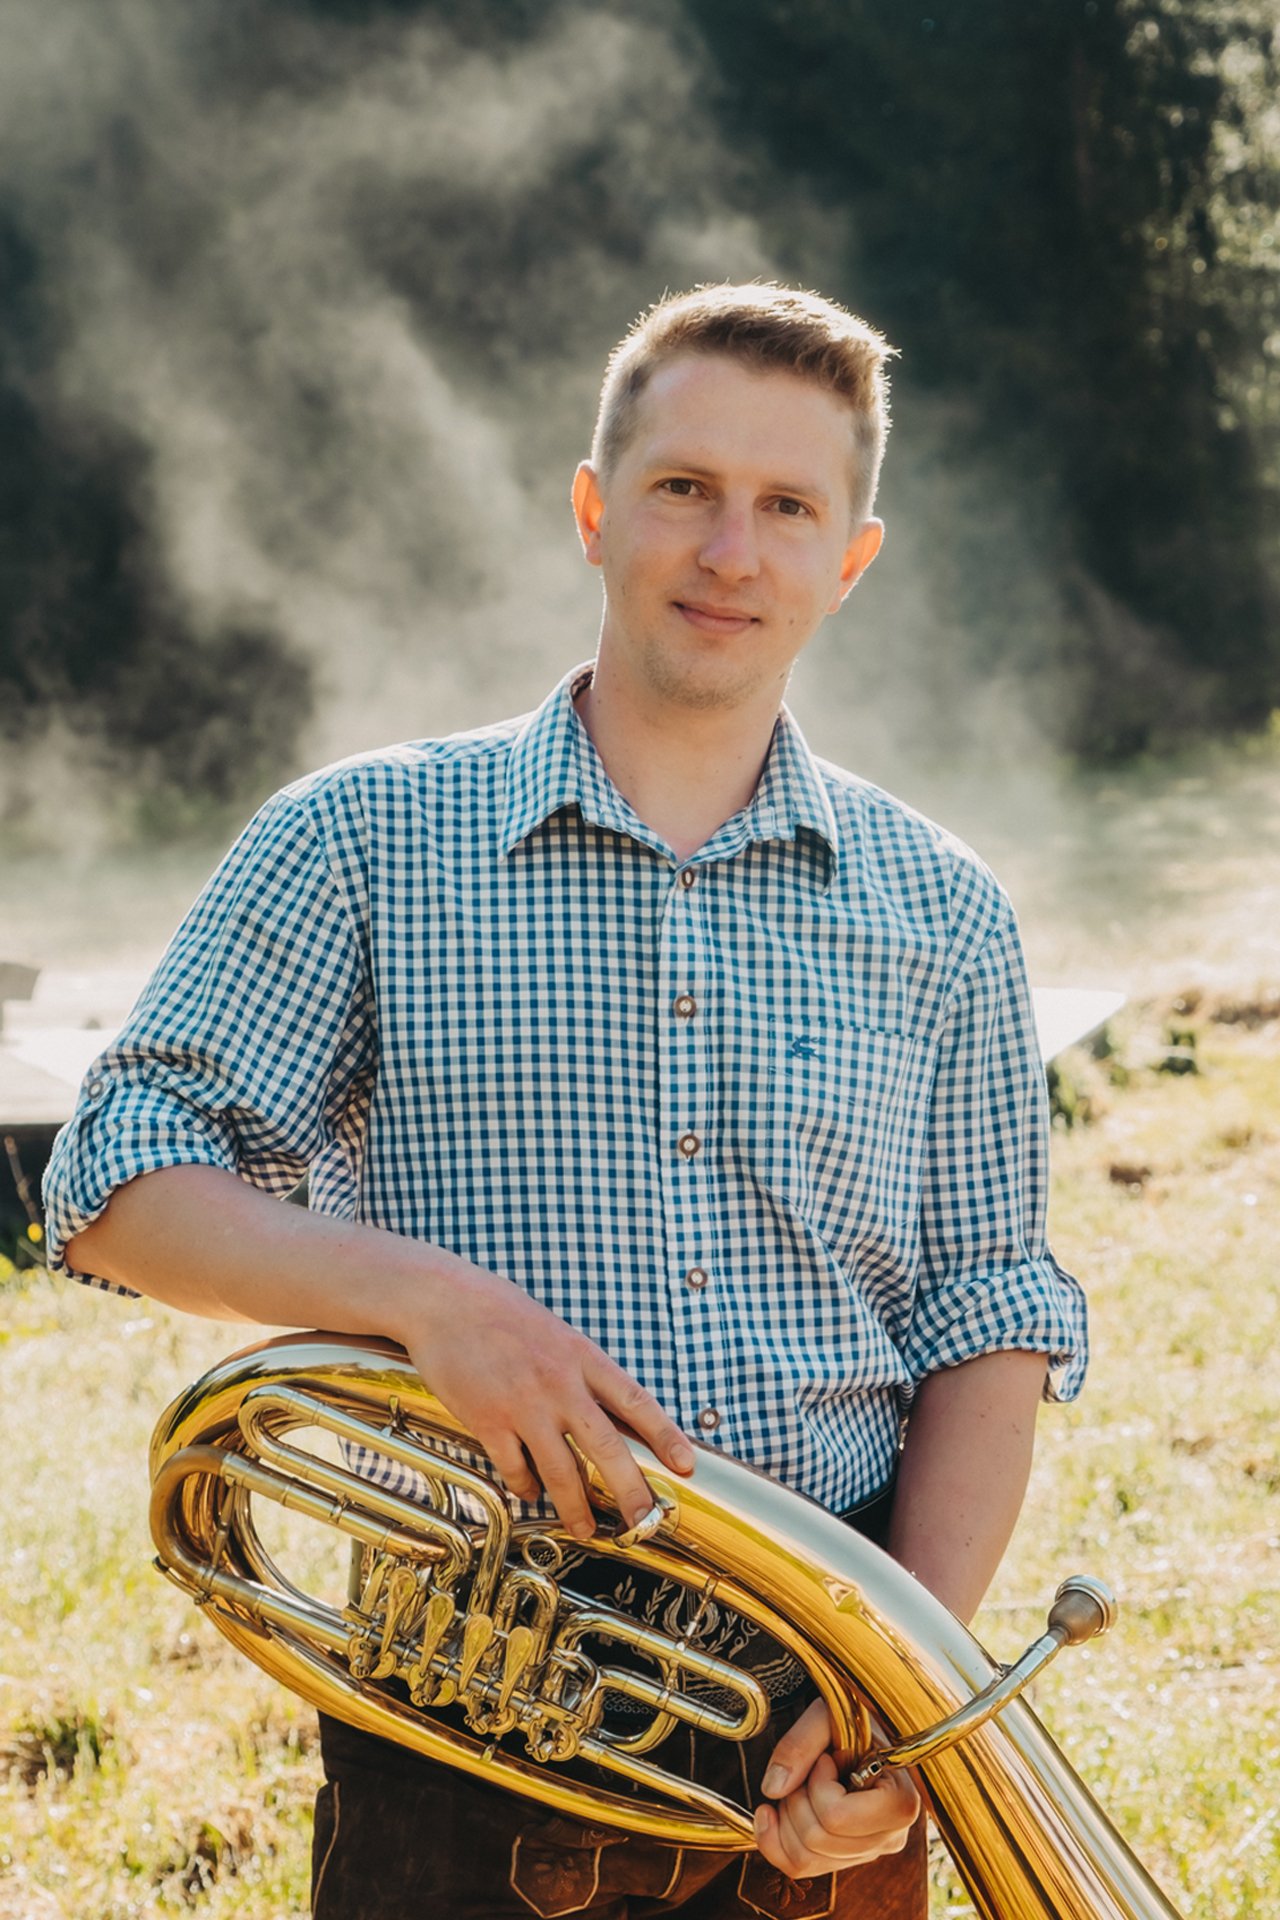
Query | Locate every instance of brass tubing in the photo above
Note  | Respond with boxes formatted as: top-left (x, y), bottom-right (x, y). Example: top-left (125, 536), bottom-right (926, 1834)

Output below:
top-left (554, 1601), bottom-right (769, 1740)
top-left (845, 1577), bottom-right (1117, 1783)
top-left (236, 1389), bottom-right (472, 1575)
top-left (149, 1334), bottom-right (1190, 1910)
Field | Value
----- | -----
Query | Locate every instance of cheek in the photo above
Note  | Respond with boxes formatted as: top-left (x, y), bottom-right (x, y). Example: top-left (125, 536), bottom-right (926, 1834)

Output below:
top-left (790, 562), bottom-right (840, 618)
top-left (608, 525), bottom-right (679, 579)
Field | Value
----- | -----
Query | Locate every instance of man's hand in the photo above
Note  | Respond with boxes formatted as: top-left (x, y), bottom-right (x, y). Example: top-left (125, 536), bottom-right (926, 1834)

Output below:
top-left (753, 1699), bottom-right (920, 1880)
top-left (66, 1165), bottom-right (694, 1544)
top-left (398, 1252), bottom-right (696, 1540)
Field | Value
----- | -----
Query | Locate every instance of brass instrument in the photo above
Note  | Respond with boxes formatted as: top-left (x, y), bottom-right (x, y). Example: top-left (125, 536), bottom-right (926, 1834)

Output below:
top-left (150, 1332), bottom-right (1186, 1919)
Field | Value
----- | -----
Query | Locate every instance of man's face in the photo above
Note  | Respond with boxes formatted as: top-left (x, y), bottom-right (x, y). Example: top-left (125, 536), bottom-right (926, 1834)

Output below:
top-left (573, 353), bottom-right (882, 717)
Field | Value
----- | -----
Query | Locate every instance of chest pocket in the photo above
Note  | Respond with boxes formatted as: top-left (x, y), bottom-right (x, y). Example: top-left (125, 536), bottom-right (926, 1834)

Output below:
top-left (768, 1016), bottom-right (935, 1269)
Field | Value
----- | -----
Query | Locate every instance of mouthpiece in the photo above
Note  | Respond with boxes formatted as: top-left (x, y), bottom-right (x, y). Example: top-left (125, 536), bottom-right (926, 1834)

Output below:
top-left (1047, 1576), bottom-right (1117, 1647)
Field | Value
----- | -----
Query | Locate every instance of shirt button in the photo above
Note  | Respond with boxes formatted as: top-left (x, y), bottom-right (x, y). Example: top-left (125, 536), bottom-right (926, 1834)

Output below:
top-left (698, 1407), bottom-right (721, 1432)
top-left (686, 1266), bottom-right (709, 1290)
top-left (677, 1132), bottom-right (701, 1159)
top-left (86, 1077), bottom-right (104, 1098)
top-left (679, 868), bottom-right (696, 890)
top-left (673, 993), bottom-right (697, 1019)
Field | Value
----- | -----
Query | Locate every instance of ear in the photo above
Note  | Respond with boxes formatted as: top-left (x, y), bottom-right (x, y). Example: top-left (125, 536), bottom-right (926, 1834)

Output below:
top-left (572, 461), bottom-right (605, 566)
top-left (829, 517), bottom-right (884, 612)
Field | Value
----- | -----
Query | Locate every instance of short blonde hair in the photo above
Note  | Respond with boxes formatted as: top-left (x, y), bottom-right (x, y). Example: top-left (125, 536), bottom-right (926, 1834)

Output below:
top-left (592, 282), bottom-right (896, 525)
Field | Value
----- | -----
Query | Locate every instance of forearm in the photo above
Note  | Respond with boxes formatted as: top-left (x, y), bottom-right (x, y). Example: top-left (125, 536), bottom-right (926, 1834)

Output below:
top-left (64, 1163), bottom-right (461, 1348)
top-left (65, 1162), bottom-right (693, 1538)
top-left (888, 1349), bottom-right (1047, 1624)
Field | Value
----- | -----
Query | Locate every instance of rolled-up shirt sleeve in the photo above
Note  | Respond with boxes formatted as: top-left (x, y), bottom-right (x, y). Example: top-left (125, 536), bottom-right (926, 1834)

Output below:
top-left (42, 789), bottom-right (374, 1293)
top-left (904, 898), bottom-right (1088, 1402)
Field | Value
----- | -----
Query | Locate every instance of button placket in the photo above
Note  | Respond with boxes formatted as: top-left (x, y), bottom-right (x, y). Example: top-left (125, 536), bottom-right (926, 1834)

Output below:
top-left (656, 857), bottom-right (721, 1429)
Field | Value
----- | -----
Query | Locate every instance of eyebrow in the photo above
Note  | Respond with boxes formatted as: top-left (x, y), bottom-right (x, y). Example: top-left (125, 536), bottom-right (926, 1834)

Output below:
top-left (643, 456), bottom-right (832, 511)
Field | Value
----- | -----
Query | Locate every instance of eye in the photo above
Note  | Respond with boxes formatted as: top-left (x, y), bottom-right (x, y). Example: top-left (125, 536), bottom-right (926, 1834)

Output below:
top-left (659, 477), bottom-right (701, 498)
top-left (773, 496), bottom-right (811, 518)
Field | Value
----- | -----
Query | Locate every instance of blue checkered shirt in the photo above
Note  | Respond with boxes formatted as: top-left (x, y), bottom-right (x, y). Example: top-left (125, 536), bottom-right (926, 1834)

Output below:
top-left (44, 664), bottom-right (1086, 1511)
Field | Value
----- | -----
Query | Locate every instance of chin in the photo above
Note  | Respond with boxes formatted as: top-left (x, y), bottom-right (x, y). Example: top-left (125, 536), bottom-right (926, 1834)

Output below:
top-left (644, 656), bottom-right (761, 712)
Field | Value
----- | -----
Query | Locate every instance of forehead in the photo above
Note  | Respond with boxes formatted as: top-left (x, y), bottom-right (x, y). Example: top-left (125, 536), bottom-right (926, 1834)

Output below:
top-left (623, 352), bottom-right (858, 500)
top-left (625, 353), bottom-right (855, 472)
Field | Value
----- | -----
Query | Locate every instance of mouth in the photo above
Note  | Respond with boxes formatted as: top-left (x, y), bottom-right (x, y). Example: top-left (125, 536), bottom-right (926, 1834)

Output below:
top-left (673, 600), bottom-right (760, 634)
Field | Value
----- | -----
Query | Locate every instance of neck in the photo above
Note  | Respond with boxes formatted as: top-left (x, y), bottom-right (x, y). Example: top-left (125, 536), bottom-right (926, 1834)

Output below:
top-left (575, 654), bottom-right (784, 862)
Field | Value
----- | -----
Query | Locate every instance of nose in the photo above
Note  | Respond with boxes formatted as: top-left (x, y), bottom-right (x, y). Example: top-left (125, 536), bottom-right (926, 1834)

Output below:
top-left (697, 502), bottom-right (760, 582)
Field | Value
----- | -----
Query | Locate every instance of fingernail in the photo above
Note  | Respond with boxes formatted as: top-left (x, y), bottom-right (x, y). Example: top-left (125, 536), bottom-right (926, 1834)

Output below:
top-left (672, 1440), bottom-right (695, 1471)
top-left (753, 1806), bottom-right (770, 1837)
top-left (571, 1520), bottom-right (594, 1541)
top-left (761, 1765), bottom-right (787, 1797)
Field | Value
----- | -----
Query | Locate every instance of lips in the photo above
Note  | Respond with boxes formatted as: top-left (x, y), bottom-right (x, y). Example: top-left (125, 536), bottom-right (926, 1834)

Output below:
top-left (674, 600), bottom-right (760, 632)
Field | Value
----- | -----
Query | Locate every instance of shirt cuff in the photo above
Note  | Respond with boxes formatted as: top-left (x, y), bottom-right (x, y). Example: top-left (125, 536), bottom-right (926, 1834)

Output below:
top-left (903, 1257), bottom-right (1088, 1403)
top-left (42, 1075), bottom-right (240, 1291)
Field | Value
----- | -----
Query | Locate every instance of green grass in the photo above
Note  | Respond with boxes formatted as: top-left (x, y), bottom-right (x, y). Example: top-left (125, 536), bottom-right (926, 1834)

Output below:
top-left (0, 1291), bottom-right (320, 1917)
top-left (946, 996), bottom-right (1280, 1918)
top-left (2, 993), bottom-right (1277, 1916)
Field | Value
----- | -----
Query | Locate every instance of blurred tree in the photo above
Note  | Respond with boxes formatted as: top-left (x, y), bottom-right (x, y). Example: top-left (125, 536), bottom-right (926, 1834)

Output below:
top-left (685, 0), bottom-right (1280, 757)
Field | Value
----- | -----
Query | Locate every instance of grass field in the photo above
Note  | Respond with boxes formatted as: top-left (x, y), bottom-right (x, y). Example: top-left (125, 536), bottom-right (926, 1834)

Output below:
top-left (2, 985), bottom-right (1277, 1918)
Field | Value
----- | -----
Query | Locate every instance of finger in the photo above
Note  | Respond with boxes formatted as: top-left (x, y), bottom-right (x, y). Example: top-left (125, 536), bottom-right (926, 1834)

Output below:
top-left (590, 1361), bottom-right (695, 1475)
top-left (794, 1760), bottom-right (920, 1859)
top-left (753, 1801), bottom-right (820, 1879)
top-left (752, 1802), bottom-right (790, 1874)
top-left (758, 1762), bottom-right (918, 1876)
top-left (480, 1430), bottom-right (542, 1505)
top-left (776, 1774), bottom-right (853, 1870)
top-left (569, 1406), bottom-right (666, 1533)
top-left (811, 1766), bottom-right (914, 1843)
top-left (763, 1791), bottom-right (849, 1878)
top-left (770, 1803), bottom-right (880, 1877)
top-left (760, 1698), bottom-right (832, 1798)
top-left (833, 1763), bottom-right (919, 1835)
top-left (523, 1426), bottom-right (596, 1539)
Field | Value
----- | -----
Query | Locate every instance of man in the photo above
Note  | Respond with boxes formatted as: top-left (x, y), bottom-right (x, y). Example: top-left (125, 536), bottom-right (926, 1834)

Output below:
top-left (45, 283), bottom-right (1086, 1918)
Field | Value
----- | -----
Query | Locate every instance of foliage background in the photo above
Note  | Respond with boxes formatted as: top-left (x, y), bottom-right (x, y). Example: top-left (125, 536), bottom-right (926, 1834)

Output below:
top-left (1, 0), bottom-right (1278, 834)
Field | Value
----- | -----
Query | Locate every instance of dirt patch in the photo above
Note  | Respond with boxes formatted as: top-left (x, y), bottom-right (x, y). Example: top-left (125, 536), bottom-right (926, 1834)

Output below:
top-left (1209, 992), bottom-right (1280, 1029)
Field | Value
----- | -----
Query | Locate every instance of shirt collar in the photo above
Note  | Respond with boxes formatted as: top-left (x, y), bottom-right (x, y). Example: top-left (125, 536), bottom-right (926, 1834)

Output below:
top-left (751, 701), bottom-right (840, 864)
top-left (500, 662), bottom-right (839, 876)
